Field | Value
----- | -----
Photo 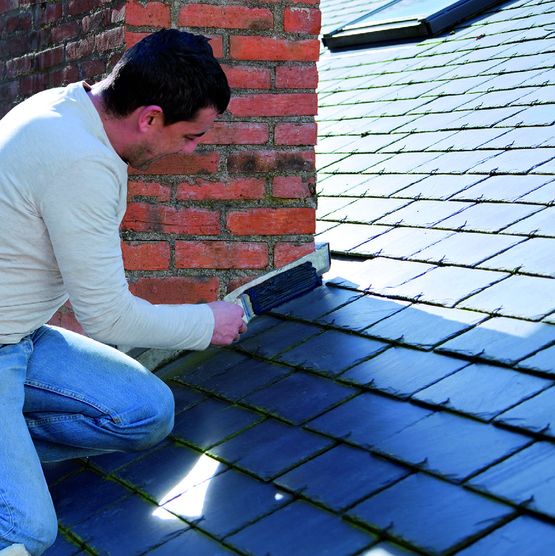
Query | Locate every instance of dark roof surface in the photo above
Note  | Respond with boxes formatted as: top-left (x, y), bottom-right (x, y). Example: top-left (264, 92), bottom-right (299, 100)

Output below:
top-left (47, 0), bottom-right (555, 554)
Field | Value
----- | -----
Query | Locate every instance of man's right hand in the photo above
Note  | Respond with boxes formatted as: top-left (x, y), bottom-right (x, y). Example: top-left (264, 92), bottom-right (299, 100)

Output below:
top-left (208, 301), bottom-right (247, 346)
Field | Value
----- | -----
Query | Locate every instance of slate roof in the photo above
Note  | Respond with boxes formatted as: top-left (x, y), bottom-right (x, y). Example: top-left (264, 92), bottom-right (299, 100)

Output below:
top-left (45, 0), bottom-right (555, 554)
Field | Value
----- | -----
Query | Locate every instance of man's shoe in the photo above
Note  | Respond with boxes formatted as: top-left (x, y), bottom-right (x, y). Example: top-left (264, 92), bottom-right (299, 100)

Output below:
top-left (0, 545), bottom-right (31, 556)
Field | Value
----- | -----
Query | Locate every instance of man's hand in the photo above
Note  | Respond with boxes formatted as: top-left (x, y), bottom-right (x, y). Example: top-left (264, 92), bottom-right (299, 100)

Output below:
top-left (208, 301), bottom-right (248, 346)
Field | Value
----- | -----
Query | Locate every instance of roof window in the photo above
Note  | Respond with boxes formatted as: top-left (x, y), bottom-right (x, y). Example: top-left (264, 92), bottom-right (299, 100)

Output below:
top-left (322, 0), bottom-right (503, 50)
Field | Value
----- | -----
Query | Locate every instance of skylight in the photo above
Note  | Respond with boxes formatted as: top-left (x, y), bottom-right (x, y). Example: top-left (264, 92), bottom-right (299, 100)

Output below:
top-left (322, 0), bottom-right (503, 50)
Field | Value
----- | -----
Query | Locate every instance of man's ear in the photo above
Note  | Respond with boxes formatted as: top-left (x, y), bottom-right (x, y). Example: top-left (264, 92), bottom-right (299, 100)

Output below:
top-left (137, 105), bottom-right (164, 133)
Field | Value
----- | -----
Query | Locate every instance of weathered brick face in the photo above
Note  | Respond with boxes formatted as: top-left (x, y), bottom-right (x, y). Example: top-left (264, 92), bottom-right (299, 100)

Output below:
top-left (1, 0), bottom-right (320, 328)
top-left (0, 0), bottom-right (125, 118)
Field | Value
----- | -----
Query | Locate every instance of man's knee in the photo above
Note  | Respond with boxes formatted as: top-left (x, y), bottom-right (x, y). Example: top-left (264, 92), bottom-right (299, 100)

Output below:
top-left (120, 378), bottom-right (175, 451)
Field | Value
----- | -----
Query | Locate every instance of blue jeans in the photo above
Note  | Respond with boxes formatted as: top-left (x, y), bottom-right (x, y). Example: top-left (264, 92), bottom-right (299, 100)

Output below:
top-left (0, 326), bottom-right (175, 555)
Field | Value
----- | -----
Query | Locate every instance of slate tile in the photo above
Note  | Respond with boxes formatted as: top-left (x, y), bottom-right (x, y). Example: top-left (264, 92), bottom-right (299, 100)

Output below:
top-left (45, 535), bottom-right (83, 556)
top-left (495, 386), bottom-right (555, 436)
top-left (351, 227), bottom-right (455, 258)
top-left (227, 500), bottom-right (375, 556)
top-left (518, 179), bottom-right (555, 203)
top-left (43, 459), bottom-right (84, 486)
top-left (270, 284), bottom-right (362, 320)
top-left (392, 174), bottom-right (485, 200)
top-left (456, 516), bottom-right (555, 556)
top-left (318, 294), bottom-right (409, 332)
top-left (451, 175), bottom-right (552, 203)
top-left (51, 470), bottom-right (130, 528)
top-left (88, 447), bottom-right (156, 475)
top-left (413, 363), bottom-right (551, 420)
top-left (382, 266), bottom-right (508, 307)
top-left (342, 347), bottom-right (470, 397)
top-left (320, 197), bottom-right (411, 224)
top-left (531, 155), bottom-right (555, 173)
top-left (234, 313), bottom-right (282, 342)
top-left (459, 274), bottom-right (555, 320)
top-left (478, 237), bottom-right (555, 277)
top-left (379, 130), bottom-right (459, 152)
top-left (414, 231), bottom-right (524, 266)
top-left (171, 398), bottom-right (262, 450)
top-left (504, 206), bottom-right (555, 236)
top-left (318, 196), bottom-right (356, 219)
top-left (243, 371), bottom-right (356, 424)
top-left (365, 302), bottom-right (486, 349)
top-left (316, 223), bottom-right (392, 253)
top-left (147, 529), bottom-right (235, 555)
top-left (316, 173), bottom-right (373, 196)
top-left (517, 343), bottom-right (555, 374)
top-left (437, 202), bottom-right (543, 233)
top-left (365, 152), bottom-right (445, 174)
top-left (341, 257), bottom-right (435, 294)
top-left (344, 173), bottom-right (424, 197)
top-left (498, 103), bottom-right (555, 127)
top-left (276, 329), bottom-right (389, 376)
top-left (72, 494), bottom-right (188, 555)
top-left (323, 153), bottom-right (395, 174)
top-left (114, 443), bottom-right (225, 504)
top-left (171, 350), bottom-right (249, 383)
top-left (275, 444), bottom-right (410, 512)
top-left (323, 257), bottom-right (376, 291)
top-left (187, 358), bottom-right (291, 401)
top-left (228, 321), bottom-right (322, 360)
top-left (469, 441), bottom-right (555, 517)
top-left (361, 541), bottom-right (419, 555)
top-left (482, 126), bottom-right (555, 149)
top-left (169, 383), bottom-right (206, 414)
top-left (471, 148), bottom-right (555, 174)
top-left (374, 411), bottom-right (530, 481)
top-left (437, 316), bottom-right (555, 365)
top-left (348, 473), bottom-right (513, 554)
top-left (210, 419), bottom-right (332, 480)
top-left (160, 468), bottom-right (290, 538)
top-left (418, 150), bottom-right (503, 174)
top-left (306, 392), bottom-right (432, 449)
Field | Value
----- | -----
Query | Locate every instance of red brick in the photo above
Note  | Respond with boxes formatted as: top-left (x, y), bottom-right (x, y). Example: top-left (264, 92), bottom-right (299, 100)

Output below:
top-left (128, 180), bottom-right (172, 202)
top-left (51, 21), bottom-right (81, 43)
top-left (227, 149), bottom-right (315, 174)
top-left (284, 7), bottom-right (321, 35)
top-left (179, 5), bottom-right (273, 30)
top-left (6, 12), bottom-right (32, 33)
top-left (0, 0), bottom-right (18, 11)
top-left (177, 178), bottom-right (265, 201)
top-left (122, 241), bottom-right (170, 271)
top-left (6, 55), bottom-right (33, 79)
top-left (221, 64), bottom-right (272, 90)
top-left (36, 46), bottom-right (64, 70)
top-left (200, 122), bottom-right (269, 145)
top-left (175, 241), bottom-right (268, 269)
top-left (230, 36), bottom-right (320, 61)
top-left (229, 93), bottom-right (317, 117)
top-left (37, 2), bottom-right (63, 25)
top-left (95, 27), bottom-right (124, 52)
top-left (126, 1), bottom-right (171, 28)
top-left (273, 176), bottom-right (314, 199)
top-left (122, 203), bottom-right (221, 235)
top-left (125, 31), bottom-right (149, 48)
top-left (274, 241), bottom-right (315, 267)
top-left (68, 0), bottom-right (98, 16)
top-left (227, 275), bottom-right (255, 294)
top-left (209, 35), bottom-right (223, 58)
top-left (129, 152), bottom-right (220, 176)
top-left (275, 122), bottom-right (317, 146)
top-left (129, 276), bottom-right (220, 304)
top-left (66, 37), bottom-right (95, 61)
top-left (227, 208), bottom-right (316, 235)
top-left (276, 64), bottom-right (318, 89)
top-left (80, 59), bottom-right (107, 80)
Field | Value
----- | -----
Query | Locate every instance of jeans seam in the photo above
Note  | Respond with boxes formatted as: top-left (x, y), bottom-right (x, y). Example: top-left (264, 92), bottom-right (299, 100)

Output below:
top-left (0, 486), bottom-right (16, 539)
top-left (24, 380), bottom-right (123, 424)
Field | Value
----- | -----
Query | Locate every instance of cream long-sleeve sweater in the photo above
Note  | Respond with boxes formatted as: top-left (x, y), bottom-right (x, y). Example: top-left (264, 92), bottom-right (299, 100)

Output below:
top-left (0, 82), bottom-right (214, 350)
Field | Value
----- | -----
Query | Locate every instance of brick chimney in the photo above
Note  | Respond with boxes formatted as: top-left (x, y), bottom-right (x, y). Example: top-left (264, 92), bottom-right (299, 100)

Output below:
top-left (0, 0), bottom-right (321, 333)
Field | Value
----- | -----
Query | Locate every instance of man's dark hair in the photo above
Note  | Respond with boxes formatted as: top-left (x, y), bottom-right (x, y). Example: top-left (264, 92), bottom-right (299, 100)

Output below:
top-left (101, 29), bottom-right (230, 124)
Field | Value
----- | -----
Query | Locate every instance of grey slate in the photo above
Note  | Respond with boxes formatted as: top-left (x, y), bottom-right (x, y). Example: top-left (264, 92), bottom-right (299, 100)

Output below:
top-left (364, 302), bottom-right (486, 349)
top-left (210, 419), bottom-right (333, 480)
top-left (469, 441), bottom-right (555, 517)
top-left (227, 501), bottom-right (375, 556)
top-left (171, 398), bottom-right (262, 450)
top-left (276, 329), bottom-right (389, 376)
top-left (456, 516), bottom-right (555, 556)
top-left (372, 410), bottom-right (530, 481)
top-left (147, 529), bottom-right (236, 555)
top-left (275, 444), bottom-right (410, 512)
top-left (348, 473), bottom-right (513, 554)
top-left (413, 363), bottom-right (552, 420)
top-left (306, 392), bottom-right (432, 449)
top-left (243, 371), bottom-right (356, 424)
top-left (495, 386), bottom-right (555, 436)
top-left (437, 316), bottom-right (555, 364)
top-left (517, 343), bottom-right (555, 374)
top-left (342, 347), bottom-right (470, 398)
